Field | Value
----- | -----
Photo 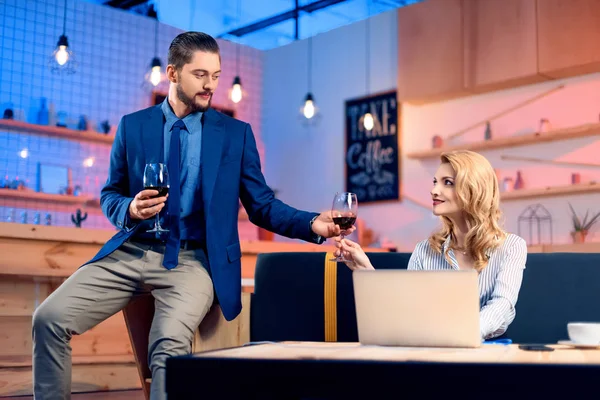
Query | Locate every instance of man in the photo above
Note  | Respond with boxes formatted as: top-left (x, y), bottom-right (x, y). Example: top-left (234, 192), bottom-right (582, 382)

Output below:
top-left (32, 31), bottom-right (352, 400)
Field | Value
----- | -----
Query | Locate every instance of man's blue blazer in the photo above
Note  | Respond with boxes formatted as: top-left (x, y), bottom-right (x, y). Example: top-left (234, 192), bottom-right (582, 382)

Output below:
top-left (86, 105), bottom-right (320, 321)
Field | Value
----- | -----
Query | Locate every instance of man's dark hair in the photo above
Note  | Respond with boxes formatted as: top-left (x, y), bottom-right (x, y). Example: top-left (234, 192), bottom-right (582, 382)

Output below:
top-left (168, 32), bottom-right (220, 70)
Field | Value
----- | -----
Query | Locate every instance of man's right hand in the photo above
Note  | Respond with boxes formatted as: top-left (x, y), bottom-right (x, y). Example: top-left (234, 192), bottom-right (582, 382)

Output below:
top-left (129, 189), bottom-right (168, 220)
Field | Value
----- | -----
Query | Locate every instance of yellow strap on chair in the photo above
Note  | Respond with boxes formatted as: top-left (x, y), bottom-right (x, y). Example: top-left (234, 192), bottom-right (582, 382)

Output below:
top-left (324, 252), bottom-right (337, 342)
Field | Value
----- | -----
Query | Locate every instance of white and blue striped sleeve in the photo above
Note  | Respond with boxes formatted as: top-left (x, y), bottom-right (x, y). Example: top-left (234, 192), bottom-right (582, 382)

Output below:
top-left (407, 240), bottom-right (426, 270)
top-left (479, 236), bottom-right (527, 339)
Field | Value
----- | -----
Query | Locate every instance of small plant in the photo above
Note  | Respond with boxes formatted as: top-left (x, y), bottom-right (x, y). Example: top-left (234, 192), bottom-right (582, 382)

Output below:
top-left (71, 209), bottom-right (88, 228)
top-left (568, 202), bottom-right (600, 232)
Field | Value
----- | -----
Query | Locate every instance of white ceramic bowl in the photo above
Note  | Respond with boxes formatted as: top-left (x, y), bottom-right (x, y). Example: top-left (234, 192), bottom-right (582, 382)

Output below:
top-left (568, 322), bottom-right (600, 344)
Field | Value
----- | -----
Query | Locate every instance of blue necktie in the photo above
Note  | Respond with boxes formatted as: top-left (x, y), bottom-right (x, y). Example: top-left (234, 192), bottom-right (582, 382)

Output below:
top-left (163, 119), bottom-right (186, 269)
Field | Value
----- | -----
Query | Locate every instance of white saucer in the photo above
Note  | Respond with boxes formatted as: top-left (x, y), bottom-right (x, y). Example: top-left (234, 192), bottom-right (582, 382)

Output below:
top-left (557, 340), bottom-right (600, 349)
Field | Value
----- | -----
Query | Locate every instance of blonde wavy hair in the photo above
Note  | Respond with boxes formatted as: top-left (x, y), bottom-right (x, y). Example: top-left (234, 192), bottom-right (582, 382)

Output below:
top-left (428, 150), bottom-right (506, 271)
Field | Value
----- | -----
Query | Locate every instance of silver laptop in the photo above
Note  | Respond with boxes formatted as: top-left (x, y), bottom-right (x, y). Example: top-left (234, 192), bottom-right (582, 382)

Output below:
top-left (352, 269), bottom-right (481, 348)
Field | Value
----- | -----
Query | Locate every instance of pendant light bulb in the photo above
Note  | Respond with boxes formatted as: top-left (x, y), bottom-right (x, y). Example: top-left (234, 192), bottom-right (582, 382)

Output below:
top-left (54, 35), bottom-right (70, 66)
top-left (49, 2), bottom-right (76, 74)
top-left (56, 46), bottom-right (69, 65)
top-left (150, 66), bottom-right (162, 86)
top-left (231, 76), bottom-right (243, 104)
top-left (303, 93), bottom-right (315, 119)
top-left (363, 112), bottom-right (374, 131)
top-left (146, 57), bottom-right (164, 87)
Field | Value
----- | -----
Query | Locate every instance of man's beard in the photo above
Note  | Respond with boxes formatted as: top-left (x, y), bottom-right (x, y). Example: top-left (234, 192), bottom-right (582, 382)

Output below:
top-left (176, 84), bottom-right (211, 113)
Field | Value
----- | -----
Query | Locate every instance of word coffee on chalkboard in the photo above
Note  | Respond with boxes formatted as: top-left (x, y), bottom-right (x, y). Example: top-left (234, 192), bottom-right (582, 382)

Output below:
top-left (345, 91), bottom-right (400, 204)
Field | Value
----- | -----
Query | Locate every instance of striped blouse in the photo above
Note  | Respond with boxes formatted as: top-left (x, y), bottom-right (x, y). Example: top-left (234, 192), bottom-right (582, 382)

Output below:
top-left (407, 233), bottom-right (527, 340)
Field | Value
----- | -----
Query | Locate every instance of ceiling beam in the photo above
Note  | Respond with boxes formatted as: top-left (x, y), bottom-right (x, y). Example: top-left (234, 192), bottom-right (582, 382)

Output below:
top-left (302, 0), bottom-right (348, 13)
top-left (104, 0), bottom-right (149, 9)
top-left (294, 0), bottom-right (299, 40)
top-left (223, 0), bottom-right (349, 38)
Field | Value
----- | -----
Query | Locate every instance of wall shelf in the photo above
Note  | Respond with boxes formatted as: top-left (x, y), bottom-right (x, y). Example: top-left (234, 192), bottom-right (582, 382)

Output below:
top-left (528, 241), bottom-right (600, 254)
top-left (0, 119), bottom-right (114, 145)
top-left (0, 188), bottom-right (99, 206)
top-left (406, 122), bottom-right (600, 160)
top-left (501, 182), bottom-right (600, 201)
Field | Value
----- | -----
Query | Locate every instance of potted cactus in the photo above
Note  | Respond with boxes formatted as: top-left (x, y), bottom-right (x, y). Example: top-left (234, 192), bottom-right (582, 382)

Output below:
top-left (71, 209), bottom-right (88, 228)
top-left (569, 203), bottom-right (600, 243)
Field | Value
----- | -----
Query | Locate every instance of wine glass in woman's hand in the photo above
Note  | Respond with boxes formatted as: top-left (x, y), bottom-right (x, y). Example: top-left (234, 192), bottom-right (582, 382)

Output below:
top-left (330, 192), bottom-right (358, 262)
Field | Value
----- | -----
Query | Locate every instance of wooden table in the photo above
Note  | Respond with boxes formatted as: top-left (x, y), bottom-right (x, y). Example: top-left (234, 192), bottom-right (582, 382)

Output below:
top-left (165, 341), bottom-right (600, 399)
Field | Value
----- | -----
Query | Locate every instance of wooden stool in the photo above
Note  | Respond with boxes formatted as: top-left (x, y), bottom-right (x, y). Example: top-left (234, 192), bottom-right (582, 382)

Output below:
top-left (123, 293), bottom-right (250, 400)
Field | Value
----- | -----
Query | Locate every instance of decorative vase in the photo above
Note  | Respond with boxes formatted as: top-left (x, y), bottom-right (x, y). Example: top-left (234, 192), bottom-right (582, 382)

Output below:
top-left (37, 98), bottom-right (49, 125)
top-left (514, 170), bottom-right (524, 190)
top-left (56, 111), bottom-right (68, 128)
top-left (484, 121), bottom-right (492, 140)
top-left (2, 108), bottom-right (14, 119)
top-left (77, 115), bottom-right (88, 131)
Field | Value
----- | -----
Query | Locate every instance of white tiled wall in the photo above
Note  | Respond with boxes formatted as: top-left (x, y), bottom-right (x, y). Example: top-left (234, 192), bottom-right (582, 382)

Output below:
top-left (0, 0), bottom-right (262, 239)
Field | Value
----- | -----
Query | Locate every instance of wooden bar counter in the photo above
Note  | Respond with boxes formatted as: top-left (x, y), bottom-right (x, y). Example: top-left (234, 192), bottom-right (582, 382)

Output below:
top-left (0, 222), bottom-right (383, 397)
top-left (0, 222), bottom-right (382, 282)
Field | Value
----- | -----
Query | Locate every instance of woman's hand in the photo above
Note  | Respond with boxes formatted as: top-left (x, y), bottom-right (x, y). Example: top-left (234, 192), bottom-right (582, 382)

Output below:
top-left (334, 238), bottom-right (374, 270)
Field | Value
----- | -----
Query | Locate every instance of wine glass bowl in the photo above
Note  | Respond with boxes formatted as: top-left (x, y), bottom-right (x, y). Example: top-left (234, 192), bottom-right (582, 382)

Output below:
top-left (143, 163), bottom-right (170, 235)
top-left (331, 192), bottom-right (358, 262)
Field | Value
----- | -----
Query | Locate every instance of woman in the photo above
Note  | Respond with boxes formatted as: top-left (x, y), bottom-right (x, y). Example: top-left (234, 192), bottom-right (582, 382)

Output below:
top-left (336, 150), bottom-right (527, 340)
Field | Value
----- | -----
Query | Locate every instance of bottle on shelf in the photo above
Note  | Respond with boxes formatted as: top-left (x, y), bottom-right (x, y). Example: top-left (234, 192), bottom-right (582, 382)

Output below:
top-left (502, 177), bottom-right (514, 192)
top-left (6, 208), bottom-right (15, 222)
top-left (514, 170), bottom-right (524, 190)
top-left (37, 98), bottom-right (49, 125)
top-left (484, 121), bottom-right (492, 140)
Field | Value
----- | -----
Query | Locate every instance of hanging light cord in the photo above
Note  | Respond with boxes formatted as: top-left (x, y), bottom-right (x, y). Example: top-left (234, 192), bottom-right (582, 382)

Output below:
top-left (307, 36), bottom-right (312, 92)
top-left (236, 40), bottom-right (240, 76)
top-left (154, 17), bottom-right (159, 57)
top-left (62, 0), bottom-right (67, 35)
top-left (235, 0), bottom-right (241, 76)
top-left (365, 8), bottom-right (370, 95)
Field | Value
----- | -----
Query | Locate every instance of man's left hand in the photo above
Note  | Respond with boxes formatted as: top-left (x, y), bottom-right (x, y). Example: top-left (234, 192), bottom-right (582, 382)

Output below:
top-left (311, 211), bottom-right (356, 239)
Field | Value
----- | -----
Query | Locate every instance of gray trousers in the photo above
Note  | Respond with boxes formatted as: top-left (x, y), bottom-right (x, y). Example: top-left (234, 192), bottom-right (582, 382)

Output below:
top-left (32, 240), bottom-right (214, 400)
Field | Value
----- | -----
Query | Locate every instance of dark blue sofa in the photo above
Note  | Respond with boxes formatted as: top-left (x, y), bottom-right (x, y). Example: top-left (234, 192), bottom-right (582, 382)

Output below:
top-left (250, 251), bottom-right (600, 344)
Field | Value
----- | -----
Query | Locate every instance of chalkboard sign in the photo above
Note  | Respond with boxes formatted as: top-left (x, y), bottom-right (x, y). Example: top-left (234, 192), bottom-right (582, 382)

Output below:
top-left (345, 91), bottom-right (400, 204)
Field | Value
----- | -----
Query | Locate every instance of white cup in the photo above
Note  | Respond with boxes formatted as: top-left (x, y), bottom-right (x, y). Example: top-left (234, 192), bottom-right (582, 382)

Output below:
top-left (567, 322), bottom-right (600, 344)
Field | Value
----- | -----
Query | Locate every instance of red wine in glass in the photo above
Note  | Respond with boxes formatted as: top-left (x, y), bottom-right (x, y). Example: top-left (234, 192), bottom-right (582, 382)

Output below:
top-left (143, 163), bottom-right (170, 234)
top-left (144, 186), bottom-right (169, 198)
top-left (331, 192), bottom-right (358, 262)
top-left (332, 215), bottom-right (356, 230)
